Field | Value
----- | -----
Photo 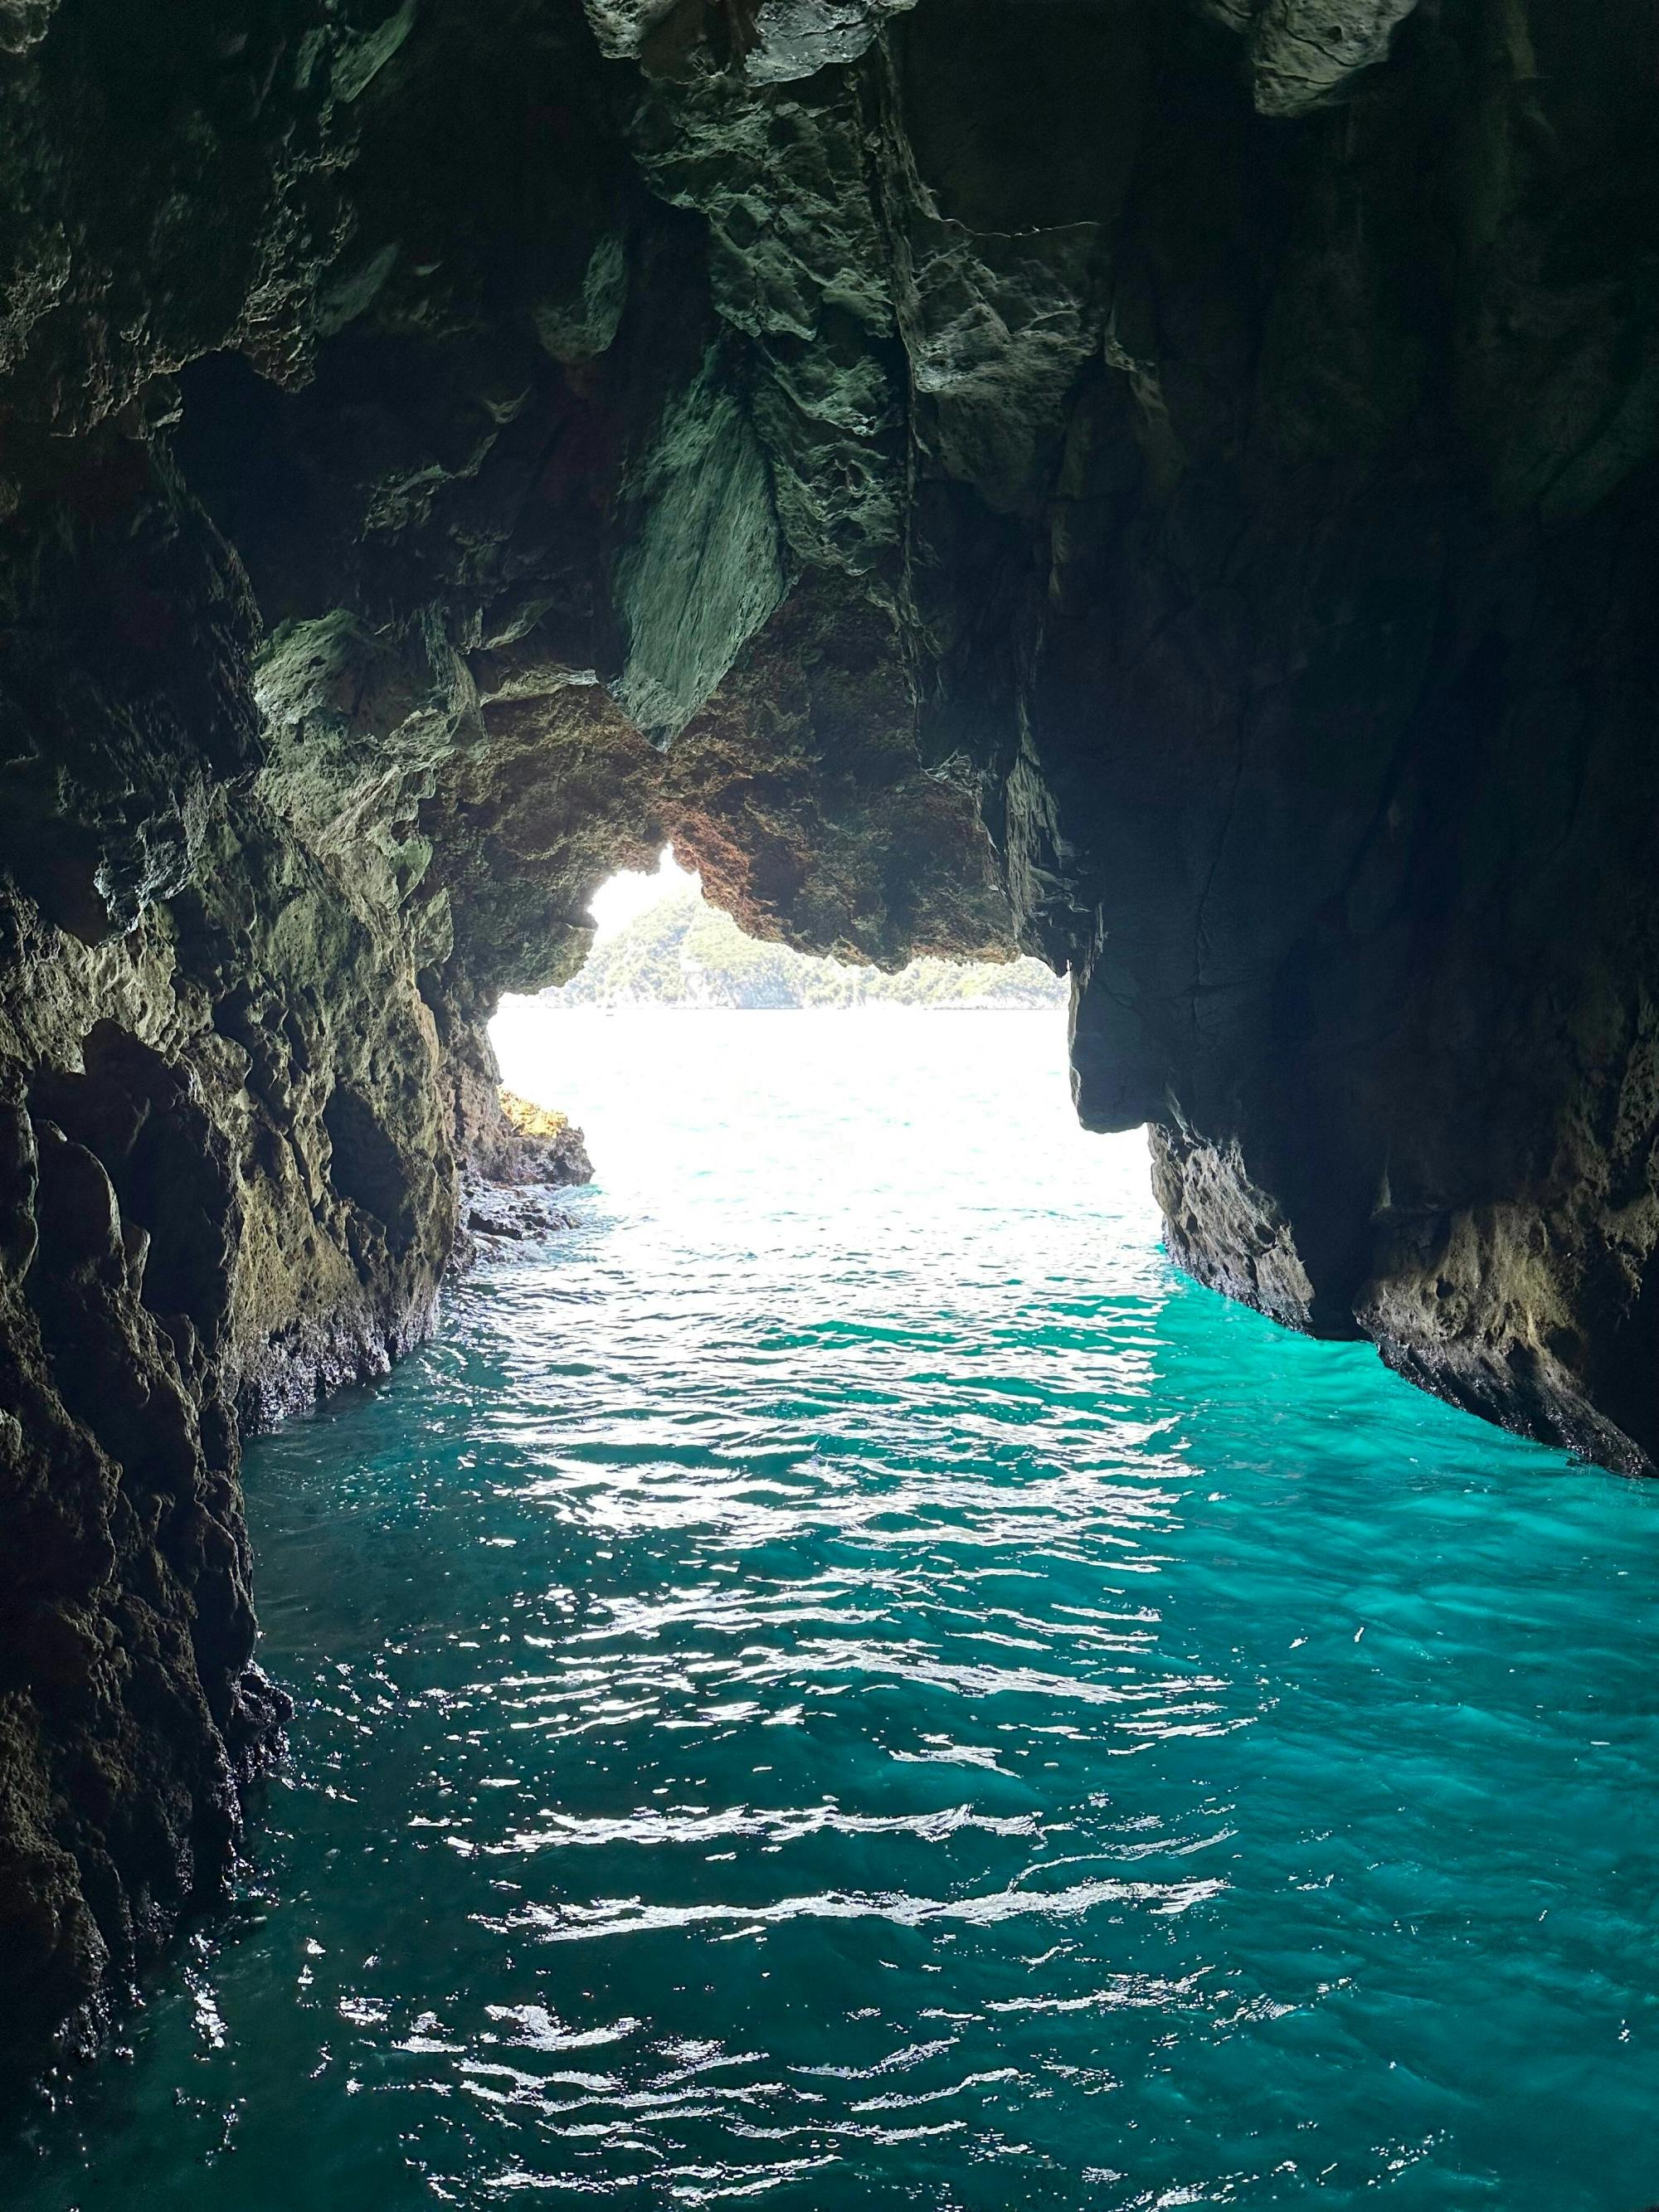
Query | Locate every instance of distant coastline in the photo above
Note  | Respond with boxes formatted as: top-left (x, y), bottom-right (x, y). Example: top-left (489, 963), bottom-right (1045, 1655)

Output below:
top-left (542, 883), bottom-right (1066, 1012)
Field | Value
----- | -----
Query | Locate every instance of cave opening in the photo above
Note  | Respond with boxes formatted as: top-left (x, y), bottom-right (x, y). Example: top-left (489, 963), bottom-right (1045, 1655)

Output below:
top-left (16, 845), bottom-right (1659, 2207)
top-left (487, 841), bottom-right (1148, 1309)
top-left (5, 0), bottom-right (1659, 2200)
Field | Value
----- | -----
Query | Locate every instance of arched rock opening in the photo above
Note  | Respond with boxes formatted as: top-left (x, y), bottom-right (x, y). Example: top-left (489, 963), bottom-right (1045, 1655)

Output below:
top-left (1, 0), bottom-right (1657, 2079)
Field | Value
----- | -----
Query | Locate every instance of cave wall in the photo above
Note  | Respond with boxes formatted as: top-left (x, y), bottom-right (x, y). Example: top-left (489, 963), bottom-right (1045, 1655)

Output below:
top-left (598, 0), bottom-right (1659, 1468)
top-left (1, 0), bottom-right (1657, 2080)
top-left (0, 0), bottom-right (1013, 2073)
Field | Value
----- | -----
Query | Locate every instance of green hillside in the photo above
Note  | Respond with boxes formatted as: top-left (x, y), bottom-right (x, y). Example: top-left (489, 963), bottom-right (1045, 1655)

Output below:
top-left (547, 884), bottom-right (1066, 1010)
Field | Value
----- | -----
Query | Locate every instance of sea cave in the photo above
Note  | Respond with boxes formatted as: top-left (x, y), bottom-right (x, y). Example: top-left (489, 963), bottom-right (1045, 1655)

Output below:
top-left (2, 0), bottom-right (1659, 2201)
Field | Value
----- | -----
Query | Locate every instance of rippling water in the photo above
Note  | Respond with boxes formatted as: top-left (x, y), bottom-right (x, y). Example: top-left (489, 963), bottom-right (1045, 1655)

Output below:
top-left (8, 1006), bottom-right (1659, 2210)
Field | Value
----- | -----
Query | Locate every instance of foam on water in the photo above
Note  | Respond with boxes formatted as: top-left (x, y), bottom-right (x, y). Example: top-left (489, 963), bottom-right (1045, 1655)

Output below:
top-left (7, 1006), bottom-right (1658, 2210)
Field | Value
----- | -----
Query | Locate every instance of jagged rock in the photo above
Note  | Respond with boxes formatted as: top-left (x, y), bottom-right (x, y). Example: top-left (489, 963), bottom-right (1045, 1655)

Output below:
top-left (1247, 0), bottom-right (1423, 116)
top-left (448, 1092), bottom-right (591, 1276)
top-left (1, 0), bottom-right (1657, 2089)
top-left (587, 0), bottom-right (915, 83)
top-left (458, 1184), bottom-right (581, 1256)
top-left (488, 1091), bottom-right (595, 1189)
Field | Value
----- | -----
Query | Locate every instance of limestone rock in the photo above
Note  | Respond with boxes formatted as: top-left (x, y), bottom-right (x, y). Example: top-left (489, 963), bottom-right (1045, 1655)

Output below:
top-left (490, 1091), bottom-right (595, 1189)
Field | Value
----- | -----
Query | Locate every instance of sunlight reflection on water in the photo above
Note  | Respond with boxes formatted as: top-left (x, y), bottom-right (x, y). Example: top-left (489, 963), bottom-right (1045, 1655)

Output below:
top-left (6, 1008), bottom-right (1659, 2212)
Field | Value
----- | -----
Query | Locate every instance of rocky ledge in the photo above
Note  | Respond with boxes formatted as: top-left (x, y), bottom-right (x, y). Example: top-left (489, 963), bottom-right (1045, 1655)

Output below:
top-left (493, 1093), bottom-right (596, 1189)
top-left (455, 1091), bottom-right (594, 1266)
top-left (1, 0), bottom-right (1657, 2088)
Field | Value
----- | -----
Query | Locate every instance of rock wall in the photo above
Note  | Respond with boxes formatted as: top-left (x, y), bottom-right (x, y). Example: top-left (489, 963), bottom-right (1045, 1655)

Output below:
top-left (1, 0), bottom-right (1657, 2081)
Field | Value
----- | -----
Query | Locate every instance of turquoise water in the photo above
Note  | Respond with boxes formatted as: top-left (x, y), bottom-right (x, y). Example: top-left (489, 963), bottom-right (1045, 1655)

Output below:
top-left (7, 1005), bottom-right (1659, 2210)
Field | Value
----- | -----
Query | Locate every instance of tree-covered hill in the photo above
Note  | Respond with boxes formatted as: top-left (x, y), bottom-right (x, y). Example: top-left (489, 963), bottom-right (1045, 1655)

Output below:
top-left (546, 884), bottom-right (1066, 1010)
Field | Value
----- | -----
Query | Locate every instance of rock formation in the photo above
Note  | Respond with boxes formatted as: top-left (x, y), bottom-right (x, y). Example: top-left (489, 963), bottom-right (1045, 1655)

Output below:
top-left (1, 0), bottom-right (1656, 2083)
top-left (453, 1090), bottom-right (592, 1258)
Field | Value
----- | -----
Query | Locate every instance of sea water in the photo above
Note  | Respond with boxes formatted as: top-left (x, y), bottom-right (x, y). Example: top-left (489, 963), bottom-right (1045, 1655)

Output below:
top-left (5, 1005), bottom-right (1657, 2210)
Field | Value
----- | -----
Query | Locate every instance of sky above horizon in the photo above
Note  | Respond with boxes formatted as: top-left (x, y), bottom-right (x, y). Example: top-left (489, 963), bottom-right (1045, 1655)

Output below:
top-left (586, 847), bottom-right (694, 941)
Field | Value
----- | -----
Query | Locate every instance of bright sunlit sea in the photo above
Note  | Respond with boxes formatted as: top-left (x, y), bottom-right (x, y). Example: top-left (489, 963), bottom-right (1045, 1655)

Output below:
top-left (7, 1004), bottom-right (1659, 2210)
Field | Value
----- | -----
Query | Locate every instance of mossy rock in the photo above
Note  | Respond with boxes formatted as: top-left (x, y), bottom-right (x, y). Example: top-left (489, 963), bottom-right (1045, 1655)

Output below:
top-left (500, 1090), bottom-right (570, 1140)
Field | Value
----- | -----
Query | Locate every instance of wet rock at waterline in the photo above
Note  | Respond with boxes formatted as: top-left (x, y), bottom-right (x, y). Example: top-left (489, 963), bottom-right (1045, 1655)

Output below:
top-left (451, 1089), bottom-right (593, 1269)
top-left (494, 1093), bottom-right (596, 1190)
top-left (1, 0), bottom-right (1658, 2084)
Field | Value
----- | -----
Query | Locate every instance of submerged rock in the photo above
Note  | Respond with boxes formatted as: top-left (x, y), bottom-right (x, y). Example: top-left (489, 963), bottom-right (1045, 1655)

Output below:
top-left (459, 1186), bottom-right (581, 1253)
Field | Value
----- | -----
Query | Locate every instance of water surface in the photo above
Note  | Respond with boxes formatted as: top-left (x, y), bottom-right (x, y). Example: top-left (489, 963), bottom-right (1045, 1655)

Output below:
top-left (7, 1007), bottom-right (1658, 2210)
